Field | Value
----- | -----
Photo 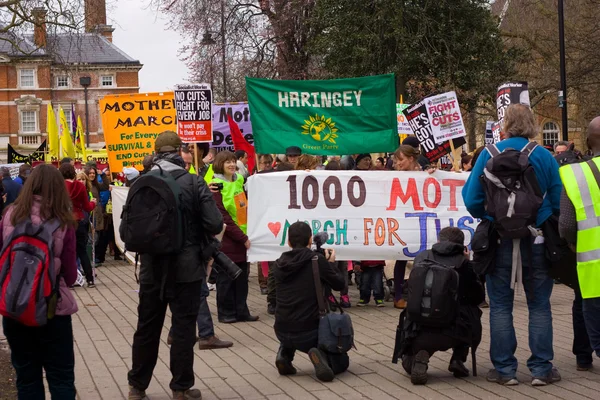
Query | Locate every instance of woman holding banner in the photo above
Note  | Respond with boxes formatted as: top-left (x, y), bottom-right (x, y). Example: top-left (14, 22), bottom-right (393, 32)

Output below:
top-left (209, 151), bottom-right (258, 323)
top-left (392, 145), bottom-right (423, 309)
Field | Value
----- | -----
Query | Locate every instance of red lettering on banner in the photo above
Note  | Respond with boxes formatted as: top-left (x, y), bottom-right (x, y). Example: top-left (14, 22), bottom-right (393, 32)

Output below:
top-left (423, 178), bottom-right (441, 208)
top-left (442, 179), bottom-right (466, 211)
top-left (386, 178), bottom-right (423, 211)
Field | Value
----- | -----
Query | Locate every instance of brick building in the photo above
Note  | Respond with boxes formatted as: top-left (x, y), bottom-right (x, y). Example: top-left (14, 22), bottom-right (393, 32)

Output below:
top-left (0, 1), bottom-right (142, 151)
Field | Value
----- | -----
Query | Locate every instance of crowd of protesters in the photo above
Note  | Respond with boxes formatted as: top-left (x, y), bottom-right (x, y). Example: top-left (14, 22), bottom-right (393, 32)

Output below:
top-left (2, 104), bottom-right (600, 399)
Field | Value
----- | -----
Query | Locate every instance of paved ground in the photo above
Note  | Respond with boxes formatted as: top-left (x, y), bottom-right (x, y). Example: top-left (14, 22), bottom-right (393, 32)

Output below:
top-left (2, 259), bottom-right (600, 400)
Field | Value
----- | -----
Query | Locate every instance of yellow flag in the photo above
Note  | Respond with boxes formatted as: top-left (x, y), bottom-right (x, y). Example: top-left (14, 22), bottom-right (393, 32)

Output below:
top-left (46, 104), bottom-right (59, 160)
top-left (58, 107), bottom-right (76, 158)
top-left (75, 116), bottom-right (87, 162)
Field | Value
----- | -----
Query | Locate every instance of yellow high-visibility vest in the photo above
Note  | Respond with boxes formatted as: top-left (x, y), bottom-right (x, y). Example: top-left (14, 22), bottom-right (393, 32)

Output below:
top-left (212, 173), bottom-right (247, 234)
top-left (560, 158), bottom-right (600, 299)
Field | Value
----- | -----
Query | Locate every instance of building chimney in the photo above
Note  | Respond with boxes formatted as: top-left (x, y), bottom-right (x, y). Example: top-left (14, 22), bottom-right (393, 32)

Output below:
top-left (85, 0), bottom-right (115, 42)
top-left (32, 7), bottom-right (47, 48)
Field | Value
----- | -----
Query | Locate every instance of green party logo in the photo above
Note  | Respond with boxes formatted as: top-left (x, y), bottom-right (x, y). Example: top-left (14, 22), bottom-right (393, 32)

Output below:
top-left (302, 114), bottom-right (339, 144)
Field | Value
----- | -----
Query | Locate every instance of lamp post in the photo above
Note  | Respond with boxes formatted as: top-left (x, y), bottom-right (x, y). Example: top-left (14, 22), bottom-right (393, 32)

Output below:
top-left (201, 0), bottom-right (227, 101)
top-left (79, 76), bottom-right (91, 147)
top-left (558, 0), bottom-right (568, 141)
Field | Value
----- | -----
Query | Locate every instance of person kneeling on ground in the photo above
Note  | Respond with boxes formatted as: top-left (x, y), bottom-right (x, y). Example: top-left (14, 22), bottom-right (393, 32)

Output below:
top-left (397, 227), bottom-right (484, 385)
top-left (273, 221), bottom-right (349, 382)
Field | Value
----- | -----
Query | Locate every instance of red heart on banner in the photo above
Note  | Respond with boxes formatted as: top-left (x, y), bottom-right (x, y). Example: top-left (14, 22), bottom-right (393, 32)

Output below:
top-left (268, 222), bottom-right (282, 237)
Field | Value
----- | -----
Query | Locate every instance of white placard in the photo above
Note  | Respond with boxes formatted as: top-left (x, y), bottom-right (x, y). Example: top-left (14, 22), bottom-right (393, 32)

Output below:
top-left (425, 91), bottom-right (467, 144)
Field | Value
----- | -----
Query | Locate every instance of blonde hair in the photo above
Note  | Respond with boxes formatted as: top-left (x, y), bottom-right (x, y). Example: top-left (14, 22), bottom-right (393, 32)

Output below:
top-left (76, 171), bottom-right (92, 193)
top-left (393, 144), bottom-right (420, 161)
top-left (503, 104), bottom-right (537, 139)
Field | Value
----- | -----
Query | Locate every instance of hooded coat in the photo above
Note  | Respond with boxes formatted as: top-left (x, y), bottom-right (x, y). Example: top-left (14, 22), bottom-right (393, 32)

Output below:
top-left (274, 247), bottom-right (345, 333)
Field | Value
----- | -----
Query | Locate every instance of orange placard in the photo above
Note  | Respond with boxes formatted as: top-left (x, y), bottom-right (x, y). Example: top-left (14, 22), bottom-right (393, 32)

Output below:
top-left (100, 92), bottom-right (177, 171)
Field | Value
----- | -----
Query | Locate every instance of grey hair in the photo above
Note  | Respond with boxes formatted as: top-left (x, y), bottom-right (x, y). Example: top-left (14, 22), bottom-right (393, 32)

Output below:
top-left (553, 141), bottom-right (569, 151)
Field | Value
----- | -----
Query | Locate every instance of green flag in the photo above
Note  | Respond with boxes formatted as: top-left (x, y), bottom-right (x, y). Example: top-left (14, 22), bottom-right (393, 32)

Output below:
top-left (246, 74), bottom-right (398, 155)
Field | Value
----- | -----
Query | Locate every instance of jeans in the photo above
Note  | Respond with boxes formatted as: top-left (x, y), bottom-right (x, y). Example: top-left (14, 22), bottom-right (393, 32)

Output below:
top-left (394, 260), bottom-right (407, 301)
top-left (216, 261), bottom-right (250, 320)
top-left (573, 284), bottom-right (594, 365)
top-left (486, 238), bottom-right (554, 378)
top-left (128, 281), bottom-right (202, 391)
top-left (3, 316), bottom-right (75, 400)
top-left (360, 265), bottom-right (384, 302)
top-left (168, 281), bottom-right (214, 339)
top-left (583, 296), bottom-right (600, 358)
top-left (76, 220), bottom-right (94, 283)
top-left (275, 329), bottom-right (349, 374)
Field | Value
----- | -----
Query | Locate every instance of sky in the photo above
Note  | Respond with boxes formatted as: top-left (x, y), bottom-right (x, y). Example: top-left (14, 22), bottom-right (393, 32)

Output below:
top-left (110, 0), bottom-right (189, 93)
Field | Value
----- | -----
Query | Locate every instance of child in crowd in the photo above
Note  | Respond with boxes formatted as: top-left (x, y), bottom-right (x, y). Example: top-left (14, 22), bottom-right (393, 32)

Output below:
top-left (357, 260), bottom-right (386, 307)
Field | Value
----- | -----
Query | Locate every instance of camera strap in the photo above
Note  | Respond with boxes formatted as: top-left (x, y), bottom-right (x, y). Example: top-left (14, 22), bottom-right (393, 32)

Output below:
top-left (311, 256), bottom-right (344, 316)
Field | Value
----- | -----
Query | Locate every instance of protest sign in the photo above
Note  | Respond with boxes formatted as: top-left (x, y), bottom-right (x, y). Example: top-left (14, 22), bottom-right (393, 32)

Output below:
top-left (397, 103), bottom-right (413, 143)
top-left (246, 74), bottom-right (398, 155)
top-left (175, 84), bottom-right (213, 143)
top-left (100, 92), bottom-right (176, 171)
top-left (491, 121), bottom-right (502, 143)
top-left (403, 100), bottom-right (466, 163)
top-left (212, 103), bottom-right (253, 152)
top-left (485, 121), bottom-right (494, 145)
top-left (247, 170), bottom-right (474, 261)
top-left (425, 91), bottom-right (466, 144)
top-left (8, 141), bottom-right (46, 164)
top-left (496, 82), bottom-right (530, 129)
top-left (0, 163), bottom-right (23, 178)
top-left (110, 186), bottom-right (136, 264)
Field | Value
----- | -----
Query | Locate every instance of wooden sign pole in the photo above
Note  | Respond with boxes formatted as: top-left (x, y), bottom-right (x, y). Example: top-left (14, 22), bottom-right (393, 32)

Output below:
top-left (449, 140), bottom-right (462, 172)
top-left (193, 143), bottom-right (199, 173)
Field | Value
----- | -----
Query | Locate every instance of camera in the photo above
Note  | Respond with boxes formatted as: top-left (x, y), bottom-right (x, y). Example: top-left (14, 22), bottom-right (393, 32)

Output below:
top-left (312, 232), bottom-right (329, 256)
top-left (203, 237), bottom-right (242, 280)
top-left (214, 182), bottom-right (224, 191)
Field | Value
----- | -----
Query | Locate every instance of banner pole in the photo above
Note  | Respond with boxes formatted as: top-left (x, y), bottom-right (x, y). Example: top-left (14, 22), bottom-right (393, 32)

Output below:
top-left (449, 140), bottom-right (461, 171)
top-left (193, 143), bottom-right (199, 173)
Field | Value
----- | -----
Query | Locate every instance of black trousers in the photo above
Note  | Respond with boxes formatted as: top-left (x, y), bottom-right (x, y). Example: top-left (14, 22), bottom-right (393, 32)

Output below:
top-left (76, 220), bottom-right (94, 283)
top-left (410, 331), bottom-right (469, 362)
top-left (128, 281), bottom-right (202, 391)
top-left (573, 284), bottom-right (594, 365)
top-left (216, 261), bottom-right (250, 320)
top-left (275, 329), bottom-right (349, 374)
top-left (95, 219), bottom-right (120, 262)
top-left (267, 261), bottom-right (277, 306)
top-left (3, 316), bottom-right (75, 400)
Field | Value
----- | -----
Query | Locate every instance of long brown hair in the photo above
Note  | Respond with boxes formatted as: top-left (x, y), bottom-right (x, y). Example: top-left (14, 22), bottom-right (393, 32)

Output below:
top-left (8, 164), bottom-right (76, 229)
top-left (84, 165), bottom-right (100, 188)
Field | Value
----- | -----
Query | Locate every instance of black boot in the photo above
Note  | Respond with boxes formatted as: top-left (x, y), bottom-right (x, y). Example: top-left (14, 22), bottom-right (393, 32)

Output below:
top-left (411, 350), bottom-right (429, 385)
top-left (448, 358), bottom-right (469, 378)
top-left (275, 348), bottom-right (297, 376)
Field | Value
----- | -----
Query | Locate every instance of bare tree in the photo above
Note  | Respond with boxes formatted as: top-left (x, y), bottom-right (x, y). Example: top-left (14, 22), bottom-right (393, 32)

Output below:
top-left (0, 0), bottom-right (84, 55)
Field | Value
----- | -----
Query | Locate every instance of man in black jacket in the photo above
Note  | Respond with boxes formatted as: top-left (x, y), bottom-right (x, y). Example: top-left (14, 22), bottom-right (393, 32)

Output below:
top-left (399, 227), bottom-right (484, 385)
top-left (274, 221), bottom-right (348, 382)
top-left (127, 131), bottom-right (224, 400)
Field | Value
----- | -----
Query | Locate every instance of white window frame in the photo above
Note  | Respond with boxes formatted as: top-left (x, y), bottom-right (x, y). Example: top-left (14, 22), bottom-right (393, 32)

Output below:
top-left (56, 75), bottom-right (70, 88)
top-left (100, 74), bottom-right (115, 87)
top-left (19, 68), bottom-right (36, 88)
top-left (542, 121), bottom-right (560, 146)
top-left (54, 106), bottom-right (74, 133)
top-left (20, 110), bottom-right (38, 134)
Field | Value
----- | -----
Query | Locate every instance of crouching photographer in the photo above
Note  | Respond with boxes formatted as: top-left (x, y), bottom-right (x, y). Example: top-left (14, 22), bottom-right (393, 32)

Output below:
top-left (273, 221), bottom-right (351, 382)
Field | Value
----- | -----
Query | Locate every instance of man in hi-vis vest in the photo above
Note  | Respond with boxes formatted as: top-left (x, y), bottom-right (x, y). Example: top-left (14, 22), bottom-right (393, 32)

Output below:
top-left (559, 116), bottom-right (600, 361)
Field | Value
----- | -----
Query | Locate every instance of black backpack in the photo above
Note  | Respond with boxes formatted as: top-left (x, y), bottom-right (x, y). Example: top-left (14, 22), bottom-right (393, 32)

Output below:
top-left (120, 164), bottom-right (187, 255)
top-left (406, 257), bottom-right (460, 328)
top-left (480, 142), bottom-right (544, 239)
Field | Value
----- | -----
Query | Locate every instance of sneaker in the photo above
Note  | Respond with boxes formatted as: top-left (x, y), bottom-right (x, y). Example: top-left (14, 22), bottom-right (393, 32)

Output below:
top-left (308, 348), bottom-right (334, 382)
top-left (328, 295), bottom-right (338, 311)
top-left (486, 369), bottom-right (519, 386)
top-left (128, 385), bottom-right (147, 400)
top-left (172, 388), bottom-right (202, 400)
top-left (198, 335), bottom-right (233, 350)
top-left (267, 303), bottom-right (276, 315)
top-left (532, 368), bottom-right (561, 386)
top-left (357, 299), bottom-right (368, 307)
top-left (411, 350), bottom-right (429, 385)
top-left (375, 299), bottom-right (385, 307)
top-left (340, 295), bottom-right (351, 308)
top-left (207, 283), bottom-right (216, 291)
top-left (87, 281), bottom-right (96, 288)
top-left (577, 363), bottom-right (593, 371)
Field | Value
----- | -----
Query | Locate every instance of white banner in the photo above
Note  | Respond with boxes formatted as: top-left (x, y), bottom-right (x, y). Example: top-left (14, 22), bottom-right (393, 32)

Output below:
top-left (426, 91), bottom-right (466, 144)
top-left (110, 186), bottom-right (136, 264)
top-left (247, 170), bottom-right (475, 262)
top-left (212, 102), bottom-right (253, 152)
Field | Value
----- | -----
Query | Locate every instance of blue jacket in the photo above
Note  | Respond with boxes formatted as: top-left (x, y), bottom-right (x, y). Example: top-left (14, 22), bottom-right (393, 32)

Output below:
top-left (2, 177), bottom-right (22, 207)
top-left (462, 137), bottom-right (562, 227)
